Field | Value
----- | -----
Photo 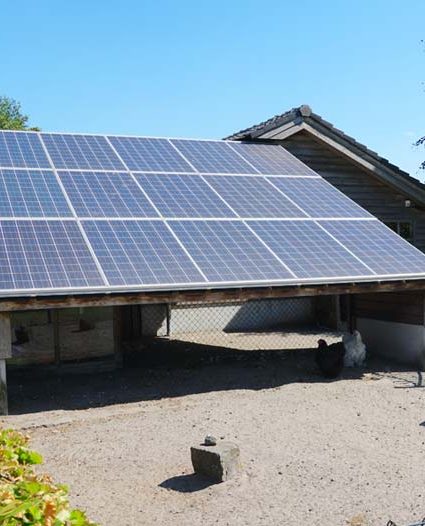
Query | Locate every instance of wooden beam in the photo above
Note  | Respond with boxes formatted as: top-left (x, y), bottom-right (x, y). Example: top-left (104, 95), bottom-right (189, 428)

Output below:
top-left (113, 306), bottom-right (123, 368)
top-left (52, 310), bottom-right (60, 366)
top-left (0, 312), bottom-right (11, 415)
top-left (1, 280), bottom-right (425, 312)
top-left (0, 360), bottom-right (7, 416)
top-left (0, 312), bottom-right (11, 358)
top-left (166, 304), bottom-right (171, 337)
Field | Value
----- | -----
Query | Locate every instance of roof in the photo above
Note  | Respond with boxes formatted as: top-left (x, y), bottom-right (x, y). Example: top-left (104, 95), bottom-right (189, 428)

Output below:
top-left (225, 105), bottom-right (425, 201)
top-left (1, 129), bottom-right (425, 300)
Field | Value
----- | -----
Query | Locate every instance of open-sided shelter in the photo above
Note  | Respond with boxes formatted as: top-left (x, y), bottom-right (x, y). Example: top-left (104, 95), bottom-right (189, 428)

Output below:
top-left (1, 128), bottom-right (425, 414)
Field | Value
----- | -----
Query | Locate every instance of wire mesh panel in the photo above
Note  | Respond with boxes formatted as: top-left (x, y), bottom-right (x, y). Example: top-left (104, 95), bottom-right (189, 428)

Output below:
top-left (137, 297), bottom-right (343, 352)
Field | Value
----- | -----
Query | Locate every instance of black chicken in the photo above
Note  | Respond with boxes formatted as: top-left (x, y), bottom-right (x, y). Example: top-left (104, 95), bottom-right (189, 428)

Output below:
top-left (315, 339), bottom-right (345, 379)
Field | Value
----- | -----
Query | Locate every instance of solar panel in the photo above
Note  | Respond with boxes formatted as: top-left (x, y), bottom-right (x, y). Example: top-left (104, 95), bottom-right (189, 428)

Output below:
top-left (0, 169), bottom-right (72, 218)
top-left (82, 220), bottom-right (206, 286)
top-left (269, 177), bottom-right (372, 218)
top-left (0, 132), bottom-right (50, 169)
top-left (41, 134), bottom-right (125, 171)
top-left (109, 136), bottom-right (194, 172)
top-left (205, 175), bottom-right (307, 218)
top-left (230, 142), bottom-right (317, 176)
top-left (171, 140), bottom-right (257, 174)
top-left (169, 220), bottom-right (294, 282)
top-left (248, 220), bottom-right (372, 278)
top-left (319, 220), bottom-right (425, 276)
top-left (0, 220), bottom-right (104, 290)
top-left (58, 171), bottom-right (159, 218)
top-left (0, 131), bottom-right (423, 296)
top-left (134, 173), bottom-right (236, 218)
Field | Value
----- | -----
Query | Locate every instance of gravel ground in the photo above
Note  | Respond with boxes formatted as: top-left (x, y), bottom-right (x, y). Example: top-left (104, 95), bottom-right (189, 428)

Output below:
top-left (3, 348), bottom-right (425, 526)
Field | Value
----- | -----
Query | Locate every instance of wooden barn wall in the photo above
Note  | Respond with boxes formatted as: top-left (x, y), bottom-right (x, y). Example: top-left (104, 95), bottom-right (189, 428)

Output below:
top-left (353, 292), bottom-right (424, 325)
top-left (280, 131), bottom-right (425, 253)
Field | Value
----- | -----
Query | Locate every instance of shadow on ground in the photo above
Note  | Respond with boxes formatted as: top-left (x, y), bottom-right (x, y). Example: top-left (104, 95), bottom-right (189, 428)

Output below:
top-left (159, 473), bottom-right (216, 493)
top-left (7, 338), bottom-right (415, 415)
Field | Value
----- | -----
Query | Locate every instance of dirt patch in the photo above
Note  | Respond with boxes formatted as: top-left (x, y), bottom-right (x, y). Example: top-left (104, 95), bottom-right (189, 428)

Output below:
top-left (3, 349), bottom-right (425, 526)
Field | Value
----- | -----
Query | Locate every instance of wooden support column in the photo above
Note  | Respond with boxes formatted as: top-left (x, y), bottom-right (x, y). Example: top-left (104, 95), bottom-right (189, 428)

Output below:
top-left (52, 310), bottom-right (61, 367)
top-left (348, 294), bottom-right (356, 332)
top-left (0, 312), bottom-right (11, 415)
top-left (166, 304), bottom-right (171, 338)
top-left (113, 306), bottom-right (123, 368)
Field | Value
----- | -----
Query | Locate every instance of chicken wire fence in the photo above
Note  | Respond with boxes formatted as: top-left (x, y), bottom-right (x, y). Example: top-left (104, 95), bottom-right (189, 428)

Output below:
top-left (136, 296), bottom-right (344, 352)
top-left (7, 296), bottom-right (347, 368)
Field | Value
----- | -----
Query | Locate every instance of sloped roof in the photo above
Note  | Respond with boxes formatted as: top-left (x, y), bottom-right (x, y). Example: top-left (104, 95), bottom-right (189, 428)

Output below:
top-left (225, 105), bottom-right (425, 197)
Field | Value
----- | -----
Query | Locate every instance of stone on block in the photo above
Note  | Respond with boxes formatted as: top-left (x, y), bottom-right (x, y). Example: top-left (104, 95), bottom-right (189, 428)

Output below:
top-left (191, 441), bottom-right (240, 483)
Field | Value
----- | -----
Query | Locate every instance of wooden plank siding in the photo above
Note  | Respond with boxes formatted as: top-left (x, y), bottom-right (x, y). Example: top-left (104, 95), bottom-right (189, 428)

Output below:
top-left (280, 131), bottom-right (425, 252)
top-left (353, 292), bottom-right (425, 325)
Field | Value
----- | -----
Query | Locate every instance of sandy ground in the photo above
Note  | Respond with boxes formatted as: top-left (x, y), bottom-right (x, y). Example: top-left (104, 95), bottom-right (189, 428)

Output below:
top-left (3, 346), bottom-right (425, 526)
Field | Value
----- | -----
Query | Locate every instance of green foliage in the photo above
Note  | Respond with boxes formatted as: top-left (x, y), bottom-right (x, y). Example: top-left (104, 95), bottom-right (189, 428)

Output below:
top-left (0, 428), bottom-right (97, 525)
top-left (0, 97), bottom-right (40, 131)
top-left (416, 136), bottom-right (425, 170)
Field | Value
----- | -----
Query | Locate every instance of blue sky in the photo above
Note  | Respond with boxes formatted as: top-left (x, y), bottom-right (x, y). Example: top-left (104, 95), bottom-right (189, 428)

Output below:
top-left (1, 1), bottom-right (424, 176)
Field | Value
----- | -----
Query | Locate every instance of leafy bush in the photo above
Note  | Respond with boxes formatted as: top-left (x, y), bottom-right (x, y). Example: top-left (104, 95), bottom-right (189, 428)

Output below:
top-left (0, 428), bottom-right (97, 525)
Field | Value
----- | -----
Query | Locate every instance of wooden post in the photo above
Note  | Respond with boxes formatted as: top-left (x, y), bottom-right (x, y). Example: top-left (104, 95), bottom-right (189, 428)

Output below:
top-left (166, 304), bottom-right (171, 338)
top-left (348, 294), bottom-right (355, 332)
top-left (113, 306), bottom-right (123, 368)
top-left (0, 312), bottom-right (11, 415)
top-left (52, 310), bottom-right (60, 367)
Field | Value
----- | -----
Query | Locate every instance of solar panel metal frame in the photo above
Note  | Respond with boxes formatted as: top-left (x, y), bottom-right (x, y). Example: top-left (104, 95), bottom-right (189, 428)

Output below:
top-left (0, 131), bottom-right (51, 169)
top-left (267, 176), bottom-right (374, 218)
top-left (58, 170), bottom-right (160, 218)
top-left (0, 219), bottom-right (107, 293)
top-left (40, 133), bottom-right (127, 171)
top-left (0, 130), bottom-right (424, 297)
top-left (0, 169), bottom-right (73, 218)
top-left (134, 173), bottom-right (238, 218)
top-left (318, 219), bottom-right (425, 277)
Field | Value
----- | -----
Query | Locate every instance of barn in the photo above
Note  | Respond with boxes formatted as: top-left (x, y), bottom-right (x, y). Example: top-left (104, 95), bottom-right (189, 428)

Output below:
top-left (1, 124), bottom-right (425, 415)
top-left (227, 105), bottom-right (425, 365)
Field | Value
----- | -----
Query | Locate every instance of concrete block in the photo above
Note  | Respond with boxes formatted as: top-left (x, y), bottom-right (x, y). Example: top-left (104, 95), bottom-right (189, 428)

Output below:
top-left (190, 441), bottom-right (241, 482)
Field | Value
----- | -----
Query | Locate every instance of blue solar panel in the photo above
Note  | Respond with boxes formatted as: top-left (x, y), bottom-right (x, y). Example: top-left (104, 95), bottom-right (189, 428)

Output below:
top-left (82, 220), bottom-right (206, 286)
top-left (230, 142), bottom-right (317, 176)
top-left (0, 130), bottom-right (424, 296)
top-left (108, 136), bottom-right (194, 172)
top-left (248, 220), bottom-right (372, 278)
top-left (0, 169), bottom-right (72, 218)
top-left (169, 220), bottom-right (294, 282)
top-left (134, 174), bottom-right (236, 218)
top-left (58, 171), bottom-right (159, 218)
top-left (205, 175), bottom-right (307, 218)
top-left (319, 220), bottom-right (425, 275)
top-left (171, 140), bottom-right (257, 174)
top-left (269, 177), bottom-right (372, 218)
top-left (0, 221), bottom-right (104, 290)
top-left (41, 134), bottom-right (125, 170)
top-left (0, 132), bottom-right (50, 169)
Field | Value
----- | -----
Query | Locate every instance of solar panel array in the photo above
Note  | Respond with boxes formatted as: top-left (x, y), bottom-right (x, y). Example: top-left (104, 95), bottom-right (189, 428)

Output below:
top-left (0, 129), bottom-right (424, 297)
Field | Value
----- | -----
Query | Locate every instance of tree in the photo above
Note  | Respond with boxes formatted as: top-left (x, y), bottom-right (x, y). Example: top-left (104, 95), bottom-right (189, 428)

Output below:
top-left (0, 96), bottom-right (40, 131)
top-left (416, 136), bottom-right (425, 169)
top-left (416, 40), bottom-right (424, 169)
